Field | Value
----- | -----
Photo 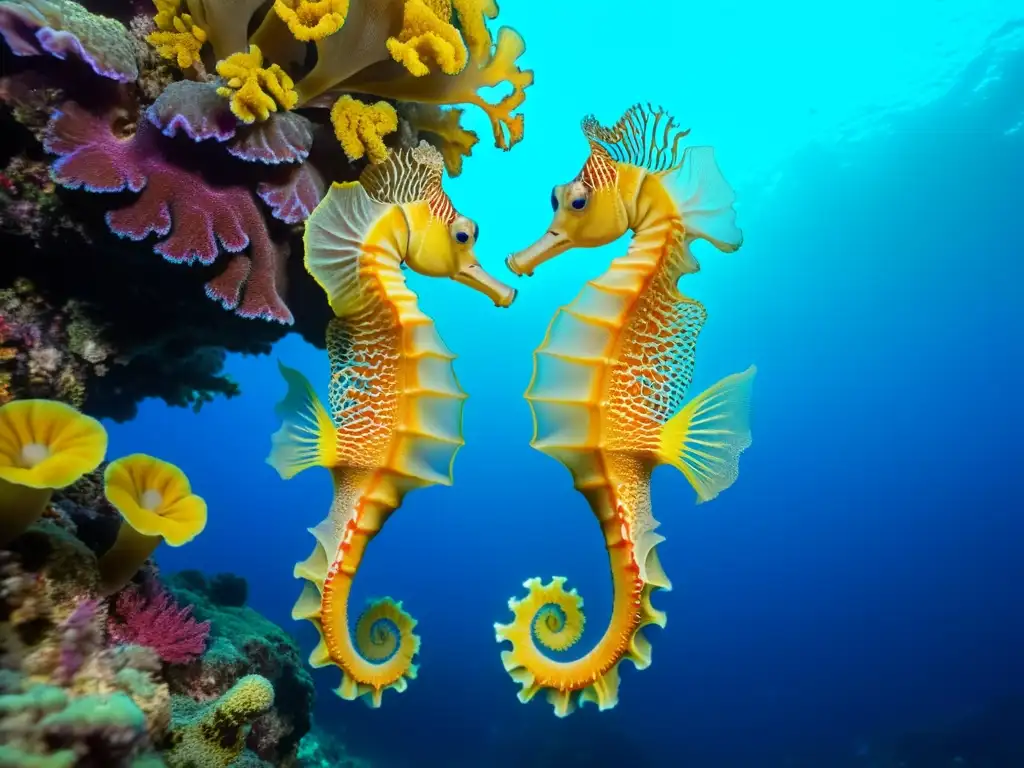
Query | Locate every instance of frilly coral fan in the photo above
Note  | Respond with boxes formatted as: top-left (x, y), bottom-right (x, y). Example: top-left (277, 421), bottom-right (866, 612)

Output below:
top-left (0, 0), bottom-right (138, 81)
top-left (46, 103), bottom-right (294, 324)
top-left (107, 583), bottom-right (211, 664)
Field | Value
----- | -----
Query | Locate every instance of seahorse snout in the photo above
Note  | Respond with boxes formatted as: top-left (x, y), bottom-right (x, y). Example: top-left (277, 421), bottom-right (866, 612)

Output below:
top-left (506, 231), bottom-right (571, 277)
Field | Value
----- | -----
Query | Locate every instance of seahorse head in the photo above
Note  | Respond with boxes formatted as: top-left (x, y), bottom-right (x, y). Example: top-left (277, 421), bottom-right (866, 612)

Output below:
top-left (364, 141), bottom-right (518, 308)
top-left (506, 105), bottom-right (690, 277)
top-left (505, 147), bottom-right (630, 277)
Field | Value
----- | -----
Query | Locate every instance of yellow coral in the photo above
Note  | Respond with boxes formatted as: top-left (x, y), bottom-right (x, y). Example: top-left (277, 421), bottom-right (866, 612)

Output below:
top-left (274, 0), bottom-right (348, 41)
top-left (166, 675), bottom-right (274, 768)
top-left (424, 0), bottom-right (451, 16)
top-left (451, 0), bottom-right (490, 59)
top-left (215, 45), bottom-right (299, 123)
top-left (386, 0), bottom-right (467, 77)
top-left (341, 0), bottom-right (532, 150)
top-left (405, 104), bottom-right (478, 176)
top-left (330, 96), bottom-right (398, 164)
top-left (147, 0), bottom-right (207, 70)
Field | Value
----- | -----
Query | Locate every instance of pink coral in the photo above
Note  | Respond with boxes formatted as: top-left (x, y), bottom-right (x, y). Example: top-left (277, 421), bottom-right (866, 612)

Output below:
top-left (258, 162), bottom-right (325, 224)
top-left (45, 102), bottom-right (293, 324)
top-left (108, 583), bottom-right (210, 664)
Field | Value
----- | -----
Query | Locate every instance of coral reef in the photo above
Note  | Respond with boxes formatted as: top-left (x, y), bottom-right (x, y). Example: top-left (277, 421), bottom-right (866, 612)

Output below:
top-left (163, 571), bottom-right (316, 765)
top-left (1, 495), bottom-right (333, 766)
top-left (1, 0), bottom-right (533, 417)
top-left (0, 402), bottom-right (342, 766)
top-left (295, 724), bottom-right (372, 768)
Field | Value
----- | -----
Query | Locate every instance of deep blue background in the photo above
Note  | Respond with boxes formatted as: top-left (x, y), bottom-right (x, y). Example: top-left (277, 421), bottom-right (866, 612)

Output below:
top-left (105, 12), bottom-right (1023, 768)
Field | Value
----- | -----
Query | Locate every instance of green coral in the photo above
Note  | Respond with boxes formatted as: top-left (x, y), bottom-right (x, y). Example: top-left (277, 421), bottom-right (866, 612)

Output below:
top-left (0, 685), bottom-right (148, 766)
top-left (39, 690), bottom-right (146, 732)
top-left (166, 675), bottom-right (275, 768)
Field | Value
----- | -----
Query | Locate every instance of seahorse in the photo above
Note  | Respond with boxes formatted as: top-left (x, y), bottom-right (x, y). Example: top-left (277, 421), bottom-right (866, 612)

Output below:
top-left (267, 141), bottom-right (516, 707)
top-left (495, 104), bottom-right (756, 716)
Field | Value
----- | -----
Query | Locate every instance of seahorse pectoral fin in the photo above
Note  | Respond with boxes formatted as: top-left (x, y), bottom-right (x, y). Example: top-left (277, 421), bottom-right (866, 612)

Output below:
top-left (666, 146), bottom-right (743, 252)
top-left (656, 365), bottom-right (756, 502)
top-left (304, 180), bottom-right (394, 314)
top-left (267, 361), bottom-right (338, 479)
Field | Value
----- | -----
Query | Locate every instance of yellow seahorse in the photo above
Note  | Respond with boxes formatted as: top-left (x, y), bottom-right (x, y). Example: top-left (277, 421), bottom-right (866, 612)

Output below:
top-left (267, 141), bottom-right (516, 708)
top-left (496, 104), bottom-right (756, 716)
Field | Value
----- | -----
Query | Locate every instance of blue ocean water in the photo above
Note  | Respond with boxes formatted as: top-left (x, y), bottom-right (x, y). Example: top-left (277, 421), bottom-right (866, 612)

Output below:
top-left (105, 3), bottom-right (1023, 766)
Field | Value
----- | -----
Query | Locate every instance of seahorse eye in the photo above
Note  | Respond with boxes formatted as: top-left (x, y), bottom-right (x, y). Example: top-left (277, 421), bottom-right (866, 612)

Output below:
top-left (474, 222), bottom-right (480, 240)
top-left (550, 188), bottom-right (558, 211)
top-left (455, 231), bottom-right (470, 244)
top-left (571, 197), bottom-right (587, 210)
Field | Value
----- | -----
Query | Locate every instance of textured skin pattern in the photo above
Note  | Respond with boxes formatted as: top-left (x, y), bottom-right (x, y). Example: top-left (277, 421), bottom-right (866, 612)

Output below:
top-left (360, 142), bottom-right (455, 223)
top-left (326, 312), bottom-right (400, 467)
top-left (605, 273), bottom-right (706, 449)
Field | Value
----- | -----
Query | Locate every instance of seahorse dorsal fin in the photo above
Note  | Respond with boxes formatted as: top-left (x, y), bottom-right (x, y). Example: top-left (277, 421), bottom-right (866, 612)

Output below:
top-left (581, 103), bottom-right (691, 174)
top-left (359, 140), bottom-right (445, 206)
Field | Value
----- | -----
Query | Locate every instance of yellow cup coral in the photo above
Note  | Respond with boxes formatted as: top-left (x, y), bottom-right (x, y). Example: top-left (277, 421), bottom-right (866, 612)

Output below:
top-left (274, 0), bottom-right (349, 41)
top-left (330, 96), bottom-right (398, 164)
top-left (98, 454), bottom-right (207, 595)
top-left (215, 44), bottom-right (299, 123)
top-left (0, 399), bottom-right (107, 545)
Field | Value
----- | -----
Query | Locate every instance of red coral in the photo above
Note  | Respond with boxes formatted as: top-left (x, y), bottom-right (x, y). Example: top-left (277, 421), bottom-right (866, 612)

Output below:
top-left (45, 102), bottom-right (293, 324)
top-left (108, 583), bottom-right (210, 664)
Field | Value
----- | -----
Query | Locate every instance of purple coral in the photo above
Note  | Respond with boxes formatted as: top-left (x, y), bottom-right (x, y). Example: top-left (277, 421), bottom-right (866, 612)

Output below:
top-left (228, 112), bottom-right (314, 165)
top-left (108, 584), bottom-right (210, 665)
top-left (258, 163), bottom-right (325, 224)
top-left (45, 102), bottom-right (293, 324)
top-left (55, 598), bottom-right (102, 684)
top-left (147, 80), bottom-right (237, 143)
top-left (0, 0), bottom-right (138, 81)
top-left (147, 81), bottom-right (313, 166)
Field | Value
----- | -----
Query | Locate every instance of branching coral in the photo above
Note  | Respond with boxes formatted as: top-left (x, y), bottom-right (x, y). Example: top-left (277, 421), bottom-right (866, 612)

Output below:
top-left (330, 95), bottom-right (397, 163)
top-left (45, 103), bottom-right (294, 324)
top-left (108, 584), bottom-right (211, 664)
top-left (216, 45), bottom-right (298, 124)
top-left (342, 1), bottom-right (533, 151)
top-left (0, 0), bottom-right (138, 81)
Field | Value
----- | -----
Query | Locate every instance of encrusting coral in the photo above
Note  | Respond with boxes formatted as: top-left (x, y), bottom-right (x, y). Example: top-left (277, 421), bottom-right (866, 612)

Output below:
top-left (166, 674), bottom-right (275, 767)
